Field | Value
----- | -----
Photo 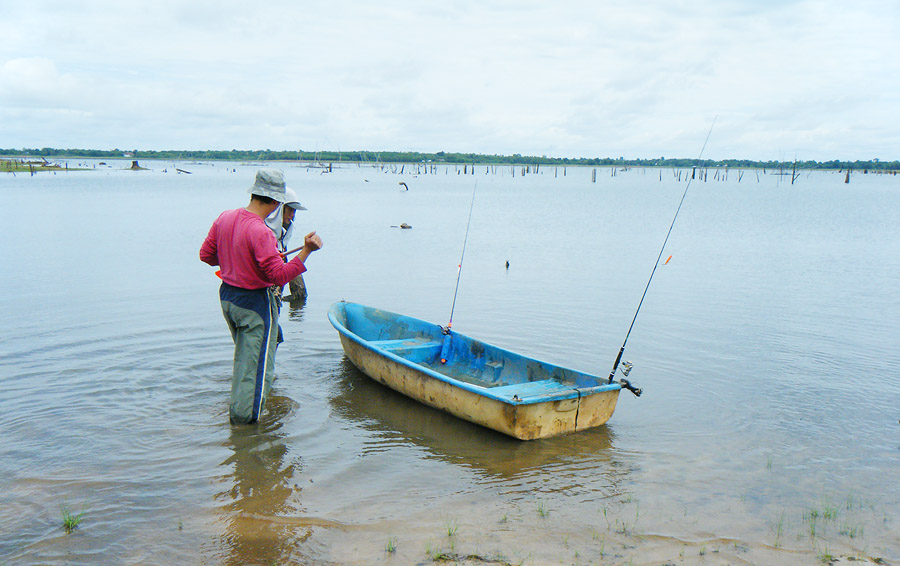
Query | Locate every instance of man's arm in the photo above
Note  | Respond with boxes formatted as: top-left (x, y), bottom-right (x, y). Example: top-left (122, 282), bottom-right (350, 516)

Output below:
top-left (253, 226), bottom-right (310, 286)
top-left (199, 222), bottom-right (219, 266)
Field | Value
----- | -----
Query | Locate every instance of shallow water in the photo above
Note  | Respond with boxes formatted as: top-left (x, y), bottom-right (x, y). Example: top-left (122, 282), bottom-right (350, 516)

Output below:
top-left (1, 161), bottom-right (898, 565)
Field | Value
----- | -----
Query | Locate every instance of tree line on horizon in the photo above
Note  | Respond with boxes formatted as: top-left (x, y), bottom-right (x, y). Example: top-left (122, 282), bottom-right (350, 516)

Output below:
top-left (1, 147), bottom-right (897, 171)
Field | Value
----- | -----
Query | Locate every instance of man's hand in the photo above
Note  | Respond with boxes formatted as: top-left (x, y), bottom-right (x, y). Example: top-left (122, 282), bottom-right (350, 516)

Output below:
top-left (304, 231), bottom-right (323, 252)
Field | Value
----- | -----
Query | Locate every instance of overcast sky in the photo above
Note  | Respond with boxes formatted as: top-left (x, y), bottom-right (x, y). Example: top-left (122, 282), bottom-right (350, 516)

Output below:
top-left (1, 1), bottom-right (897, 161)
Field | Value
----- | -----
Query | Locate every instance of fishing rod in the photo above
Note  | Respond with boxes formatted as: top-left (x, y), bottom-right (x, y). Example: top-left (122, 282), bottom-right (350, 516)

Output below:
top-left (281, 244), bottom-right (305, 258)
top-left (440, 180), bottom-right (478, 364)
top-left (607, 117), bottom-right (718, 394)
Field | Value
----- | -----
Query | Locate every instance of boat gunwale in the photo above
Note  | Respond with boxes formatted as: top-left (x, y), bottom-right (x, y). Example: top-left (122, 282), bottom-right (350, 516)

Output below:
top-left (328, 302), bottom-right (621, 405)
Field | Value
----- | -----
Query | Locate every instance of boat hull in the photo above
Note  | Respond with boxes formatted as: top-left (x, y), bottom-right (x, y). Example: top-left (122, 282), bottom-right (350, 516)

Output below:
top-left (329, 302), bottom-right (621, 440)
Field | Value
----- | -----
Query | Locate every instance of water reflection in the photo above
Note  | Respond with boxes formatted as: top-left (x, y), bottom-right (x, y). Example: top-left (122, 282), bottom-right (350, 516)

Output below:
top-left (330, 358), bottom-right (625, 484)
top-left (285, 294), bottom-right (307, 321)
top-left (218, 395), bottom-right (309, 565)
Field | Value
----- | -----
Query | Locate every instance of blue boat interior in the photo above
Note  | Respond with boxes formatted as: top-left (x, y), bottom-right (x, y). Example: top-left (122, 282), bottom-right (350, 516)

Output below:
top-left (329, 302), bottom-right (621, 404)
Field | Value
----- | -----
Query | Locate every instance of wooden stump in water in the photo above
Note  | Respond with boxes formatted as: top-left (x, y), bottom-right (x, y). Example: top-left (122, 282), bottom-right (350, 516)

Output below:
top-left (286, 274), bottom-right (307, 302)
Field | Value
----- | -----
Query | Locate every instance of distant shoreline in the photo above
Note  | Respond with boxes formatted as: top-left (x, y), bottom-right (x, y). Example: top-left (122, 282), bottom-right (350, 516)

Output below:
top-left (1, 148), bottom-right (898, 172)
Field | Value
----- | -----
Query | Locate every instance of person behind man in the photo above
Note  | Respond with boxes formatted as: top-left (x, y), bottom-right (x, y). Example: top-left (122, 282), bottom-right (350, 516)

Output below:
top-left (265, 188), bottom-right (308, 302)
top-left (265, 186), bottom-right (306, 253)
top-left (199, 169), bottom-right (323, 424)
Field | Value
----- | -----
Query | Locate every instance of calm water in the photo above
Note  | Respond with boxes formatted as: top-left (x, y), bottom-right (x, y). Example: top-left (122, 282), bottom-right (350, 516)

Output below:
top-left (1, 161), bottom-right (898, 565)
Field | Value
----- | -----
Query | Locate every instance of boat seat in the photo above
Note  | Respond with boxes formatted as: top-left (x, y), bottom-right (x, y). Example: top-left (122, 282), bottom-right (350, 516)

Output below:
top-left (368, 338), bottom-right (443, 362)
top-left (486, 379), bottom-right (575, 402)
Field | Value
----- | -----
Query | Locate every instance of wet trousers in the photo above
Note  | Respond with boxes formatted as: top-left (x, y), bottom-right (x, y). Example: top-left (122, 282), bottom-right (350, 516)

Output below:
top-left (219, 283), bottom-right (280, 424)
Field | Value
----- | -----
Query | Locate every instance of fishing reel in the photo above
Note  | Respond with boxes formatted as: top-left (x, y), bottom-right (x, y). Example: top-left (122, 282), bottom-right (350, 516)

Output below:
top-left (617, 361), bottom-right (642, 397)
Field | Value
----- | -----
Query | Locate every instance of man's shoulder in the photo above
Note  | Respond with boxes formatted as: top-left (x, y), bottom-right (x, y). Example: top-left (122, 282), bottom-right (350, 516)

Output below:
top-left (213, 207), bottom-right (244, 223)
top-left (243, 213), bottom-right (276, 241)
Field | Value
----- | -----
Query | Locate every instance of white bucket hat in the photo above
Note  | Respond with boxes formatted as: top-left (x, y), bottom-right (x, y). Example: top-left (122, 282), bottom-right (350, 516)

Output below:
top-left (248, 169), bottom-right (288, 202)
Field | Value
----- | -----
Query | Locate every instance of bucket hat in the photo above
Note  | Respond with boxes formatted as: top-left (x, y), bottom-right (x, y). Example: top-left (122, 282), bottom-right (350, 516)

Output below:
top-left (248, 169), bottom-right (288, 202)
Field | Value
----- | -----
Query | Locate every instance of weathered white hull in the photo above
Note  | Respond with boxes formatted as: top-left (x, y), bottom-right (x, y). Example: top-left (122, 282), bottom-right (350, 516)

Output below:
top-left (338, 333), bottom-right (621, 440)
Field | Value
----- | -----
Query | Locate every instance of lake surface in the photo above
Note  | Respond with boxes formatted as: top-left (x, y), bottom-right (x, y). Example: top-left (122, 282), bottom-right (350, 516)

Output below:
top-left (1, 160), bottom-right (898, 565)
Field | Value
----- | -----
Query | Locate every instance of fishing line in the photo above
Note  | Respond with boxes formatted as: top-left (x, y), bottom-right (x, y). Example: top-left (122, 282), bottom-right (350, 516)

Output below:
top-left (447, 180), bottom-right (478, 329)
top-left (441, 180), bottom-right (478, 363)
top-left (608, 117), bottom-right (717, 386)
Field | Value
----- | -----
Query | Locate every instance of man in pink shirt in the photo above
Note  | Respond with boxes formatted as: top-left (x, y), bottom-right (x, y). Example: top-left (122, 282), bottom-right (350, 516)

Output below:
top-left (200, 169), bottom-right (323, 424)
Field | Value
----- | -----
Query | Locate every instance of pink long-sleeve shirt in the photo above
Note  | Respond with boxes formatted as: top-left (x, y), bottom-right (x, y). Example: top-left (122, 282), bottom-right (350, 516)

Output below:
top-left (199, 208), bottom-right (306, 289)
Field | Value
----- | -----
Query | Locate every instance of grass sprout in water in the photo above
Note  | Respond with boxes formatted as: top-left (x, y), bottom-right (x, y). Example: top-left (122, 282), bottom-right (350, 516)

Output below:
top-left (773, 510), bottom-right (785, 548)
top-left (61, 504), bottom-right (86, 533)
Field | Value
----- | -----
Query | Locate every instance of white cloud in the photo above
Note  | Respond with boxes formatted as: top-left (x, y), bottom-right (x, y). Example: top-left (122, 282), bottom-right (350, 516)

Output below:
top-left (1, 58), bottom-right (75, 106)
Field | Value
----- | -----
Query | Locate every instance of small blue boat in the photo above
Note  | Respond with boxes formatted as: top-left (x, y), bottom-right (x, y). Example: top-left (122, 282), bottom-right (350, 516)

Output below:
top-left (328, 301), bottom-right (638, 440)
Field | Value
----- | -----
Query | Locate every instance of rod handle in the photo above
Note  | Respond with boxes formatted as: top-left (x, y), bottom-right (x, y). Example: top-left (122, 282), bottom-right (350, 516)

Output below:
top-left (608, 346), bottom-right (624, 383)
